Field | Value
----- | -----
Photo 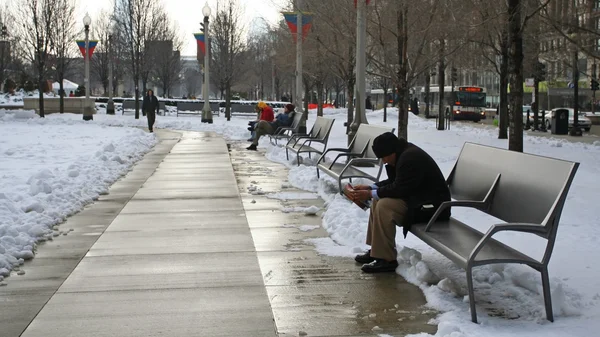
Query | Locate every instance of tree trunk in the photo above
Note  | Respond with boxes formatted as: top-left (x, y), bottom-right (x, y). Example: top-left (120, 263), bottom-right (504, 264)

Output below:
top-left (499, 29), bottom-right (509, 139)
top-left (225, 83), bottom-right (231, 121)
top-left (304, 84), bottom-right (310, 115)
top-left (507, 0), bottom-right (524, 152)
top-left (59, 74), bottom-right (65, 114)
top-left (396, 3), bottom-right (409, 140)
top-left (317, 81), bottom-right (324, 117)
top-left (134, 75), bottom-right (140, 119)
top-left (424, 72), bottom-right (431, 118)
top-left (383, 85), bottom-right (388, 122)
top-left (437, 39), bottom-right (446, 130)
top-left (346, 80), bottom-right (355, 145)
top-left (38, 75), bottom-right (45, 118)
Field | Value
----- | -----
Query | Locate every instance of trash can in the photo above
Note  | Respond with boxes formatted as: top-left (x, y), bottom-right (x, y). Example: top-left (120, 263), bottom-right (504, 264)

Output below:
top-left (551, 109), bottom-right (569, 135)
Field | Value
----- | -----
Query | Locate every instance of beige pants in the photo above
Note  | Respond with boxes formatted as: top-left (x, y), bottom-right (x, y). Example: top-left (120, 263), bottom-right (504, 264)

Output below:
top-left (251, 121), bottom-right (275, 146)
top-left (366, 198), bottom-right (408, 261)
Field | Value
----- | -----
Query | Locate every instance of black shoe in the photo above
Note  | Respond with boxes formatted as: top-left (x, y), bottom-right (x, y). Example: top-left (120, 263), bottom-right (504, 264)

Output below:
top-left (246, 144), bottom-right (257, 151)
top-left (355, 250), bottom-right (375, 264)
top-left (361, 259), bottom-right (399, 273)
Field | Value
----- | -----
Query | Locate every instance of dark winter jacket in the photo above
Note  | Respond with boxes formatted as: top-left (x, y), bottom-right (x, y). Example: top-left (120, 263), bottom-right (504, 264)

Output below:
top-left (270, 111), bottom-right (295, 129)
top-left (142, 95), bottom-right (159, 114)
top-left (375, 139), bottom-right (451, 234)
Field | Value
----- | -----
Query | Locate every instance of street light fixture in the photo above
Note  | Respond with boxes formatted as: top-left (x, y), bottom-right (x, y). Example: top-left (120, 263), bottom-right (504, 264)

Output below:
top-left (201, 2), bottom-right (212, 123)
top-left (107, 23), bottom-right (115, 115)
top-left (83, 12), bottom-right (93, 121)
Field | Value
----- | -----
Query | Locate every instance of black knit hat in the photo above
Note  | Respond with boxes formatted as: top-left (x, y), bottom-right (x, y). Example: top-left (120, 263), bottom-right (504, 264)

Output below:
top-left (372, 132), bottom-right (403, 158)
top-left (285, 104), bottom-right (295, 112)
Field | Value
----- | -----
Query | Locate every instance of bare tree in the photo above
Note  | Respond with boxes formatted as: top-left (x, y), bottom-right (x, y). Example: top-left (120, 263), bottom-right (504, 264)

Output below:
top-left (114, 0), bottom-right (165, 118)
top-left (184, 67), bottom-right (200, 97)
top-left (14, 0), bottom-right (60, 117)
top-left (150, 20), bottom-right (183, 97)
top-left (91, 10), bottom-right (113, 96)
top-left (49, 0), bottom-right (77, 113)
top-left (211, 0), bottom-right (248, 121)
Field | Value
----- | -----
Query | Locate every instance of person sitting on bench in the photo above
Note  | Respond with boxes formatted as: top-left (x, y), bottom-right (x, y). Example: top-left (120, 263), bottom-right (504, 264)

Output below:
top-left (347, 132), bottom-right (451, 273)
top-left (247, 104), bottom-right (296, 151)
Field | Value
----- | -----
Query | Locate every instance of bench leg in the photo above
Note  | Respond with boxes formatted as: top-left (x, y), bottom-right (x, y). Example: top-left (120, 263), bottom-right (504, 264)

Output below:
top-left (541, 267), bottom-right (554, 322)
top-left (466, 267), bottom-right (478, 323)
top-left (296, 153), bottom-right (301, 166)
top-left (316, 167), bottom-right (320, 179)
top-left (286, 148), bottom-right (289, 160)
top-left (338, 178), bottom-right (343, 195)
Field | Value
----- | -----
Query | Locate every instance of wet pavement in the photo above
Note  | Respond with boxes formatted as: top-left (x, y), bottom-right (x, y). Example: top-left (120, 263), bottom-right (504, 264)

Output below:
top-left (229, 142), bottom-right (437, 337)
top-left (0, 129), bottom-right (437, 337)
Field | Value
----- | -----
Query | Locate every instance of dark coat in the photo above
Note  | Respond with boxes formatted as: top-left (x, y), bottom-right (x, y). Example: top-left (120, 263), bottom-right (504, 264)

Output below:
top-left (375, 139), bottom-right (451, 236)
top-left (142, 95), bottom-right (159, 114)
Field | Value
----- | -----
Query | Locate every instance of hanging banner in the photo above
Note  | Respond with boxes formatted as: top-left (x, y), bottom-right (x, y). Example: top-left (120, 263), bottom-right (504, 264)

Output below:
top-left (194, 33), bottom-right (206, 55)
top-left (75, 40), bottom-right (99, 59)
top-left (354, 0), bottom-right (371, 8)
top-left (282, 12), bottom-right (313, 43)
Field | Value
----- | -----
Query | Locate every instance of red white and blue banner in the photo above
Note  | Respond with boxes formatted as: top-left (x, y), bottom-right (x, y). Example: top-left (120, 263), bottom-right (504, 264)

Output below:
top-left (354, 0), bottom-right (371, 8)
top-left (75, 40), bottom-right (98, 59)
top-left (282, 12), bottom-right (313, 42)
top-left (194, 33), bottom-right (206, 55)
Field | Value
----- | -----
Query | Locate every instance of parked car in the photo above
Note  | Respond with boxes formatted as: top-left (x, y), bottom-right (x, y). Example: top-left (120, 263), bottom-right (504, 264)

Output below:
top-left (522, 105), bottom-right (547, 126)
top-left (544, 108), bottom-right (592, 132)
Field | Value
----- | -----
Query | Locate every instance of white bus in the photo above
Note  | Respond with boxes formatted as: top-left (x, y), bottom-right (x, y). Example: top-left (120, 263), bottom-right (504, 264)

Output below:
top-left (421, 85), bottom-right (487, 122)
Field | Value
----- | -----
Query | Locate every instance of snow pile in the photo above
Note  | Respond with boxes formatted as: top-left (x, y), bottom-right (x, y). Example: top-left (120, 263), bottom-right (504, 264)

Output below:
top-left (0, 113), bottom-right (156, 277)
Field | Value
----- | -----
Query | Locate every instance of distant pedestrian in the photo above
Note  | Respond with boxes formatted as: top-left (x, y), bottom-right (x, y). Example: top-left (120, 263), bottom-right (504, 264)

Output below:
top-left (366, 96), bottom-right (373, 110)
top-left (69, 91), bottom-right (75, 97)
top-left (142, 89), bottom-right (159, 133)
top-left (411, 97), bottom-right (419, 115)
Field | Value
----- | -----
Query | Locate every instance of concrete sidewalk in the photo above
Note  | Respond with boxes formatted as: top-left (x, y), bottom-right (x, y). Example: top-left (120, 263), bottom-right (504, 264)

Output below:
top-left (4, 130), bottom-right (276, 337)
top-left (1, 129), bottom-right (436, 337)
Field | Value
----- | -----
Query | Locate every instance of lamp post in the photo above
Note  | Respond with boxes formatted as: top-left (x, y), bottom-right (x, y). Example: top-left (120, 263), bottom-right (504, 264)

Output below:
top-left (0, 23), bottom-right (8, 87)
top-left (201, 2), bottom-right (212, 123)
top-left (82, 13), bottom-right (93, 121)
top-left (106, 26), bottom-right (115, 115)
top-left (295, 0), bottom-right (305, 133)
top-left (270, 50), bottom-right (276, 101)
top-left (348, 0), bottom-right (368, 143)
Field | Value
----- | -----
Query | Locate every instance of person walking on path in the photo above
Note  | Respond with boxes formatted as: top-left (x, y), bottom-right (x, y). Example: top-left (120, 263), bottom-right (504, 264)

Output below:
top-left (348, 132), bottom-right (451, 273)
top-left (142, 89), bottom-right (159, 133)
top-left (246, 104), bottom-right (295, 151)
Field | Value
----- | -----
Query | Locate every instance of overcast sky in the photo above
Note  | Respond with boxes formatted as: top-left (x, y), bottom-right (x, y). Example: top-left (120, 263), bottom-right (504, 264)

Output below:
top-left (75, 0), bottom-right (289, 56)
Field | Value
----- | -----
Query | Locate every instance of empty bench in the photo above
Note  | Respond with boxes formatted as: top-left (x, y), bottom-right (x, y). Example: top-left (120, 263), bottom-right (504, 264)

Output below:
top-left (122, 100), bottom-right (166, 115)
top-left (406, 142), bottom-right (579, 323)
top-left (176, 101), bottom-right (219, 117)
top-left (285, 116), bottom-right (335, 166)
top-left (316, 124), bottom-right (395, 193)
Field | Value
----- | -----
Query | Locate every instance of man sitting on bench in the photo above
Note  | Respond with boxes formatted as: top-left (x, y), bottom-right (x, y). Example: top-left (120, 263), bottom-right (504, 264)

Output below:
top-left (348, 132), bottom-right (451, 273)
top-left (247, 104), bottom-right (296, 151)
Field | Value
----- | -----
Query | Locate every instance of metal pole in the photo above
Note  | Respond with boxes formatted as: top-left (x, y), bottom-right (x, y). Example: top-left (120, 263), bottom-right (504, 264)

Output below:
top-left (592, 63), bottom-right (596, 116)
top-left (349, 0), bottom-right (367, 141)
top-left (570, 43), bottom-right (581, 136)
top-left (83, 25), bottom-right (93, 121)
top-left (272, 61), bottom-right (276, 101)
top-left (296, 0), bottom-right (305, 134)
top-left (107, 33), bottom-right (115, 115)
top-left (201, 15), bottom-right (212, 123)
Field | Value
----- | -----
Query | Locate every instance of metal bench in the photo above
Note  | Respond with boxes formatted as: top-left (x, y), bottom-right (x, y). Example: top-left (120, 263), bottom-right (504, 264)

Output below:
top-left (316, 124), bottom-right (394, 193)
top-left (406, 142), bottom-right (579, 324)
top-left (269, 112), bottom-right (303, 145)
top-left (230, 103), bottom-right (257, 115)
top-left (176, 101), bottom-right (219, 117)
top-left (121, 100), bottom-right (166, 115)
top-left (285, 117), bottom-right (335, 166)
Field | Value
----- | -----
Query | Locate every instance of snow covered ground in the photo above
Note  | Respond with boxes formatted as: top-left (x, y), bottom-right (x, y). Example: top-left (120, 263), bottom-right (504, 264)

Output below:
top-left (1, 104), bottom-right (599, 337)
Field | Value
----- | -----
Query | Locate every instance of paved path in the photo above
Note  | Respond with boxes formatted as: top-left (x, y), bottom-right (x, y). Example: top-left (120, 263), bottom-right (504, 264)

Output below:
top-left (1, 129), bottom-right (436, 337)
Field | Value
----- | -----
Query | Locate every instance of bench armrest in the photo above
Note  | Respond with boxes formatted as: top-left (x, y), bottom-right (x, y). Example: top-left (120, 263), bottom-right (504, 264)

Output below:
top-left (469, 223), bottom-right (547, 263)
top-left (347, 158), bottom-right (380, 166)
top-left (317, 148), bottom-right (354, 166)
top-left (424, 200), bottom-right (487, 232)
